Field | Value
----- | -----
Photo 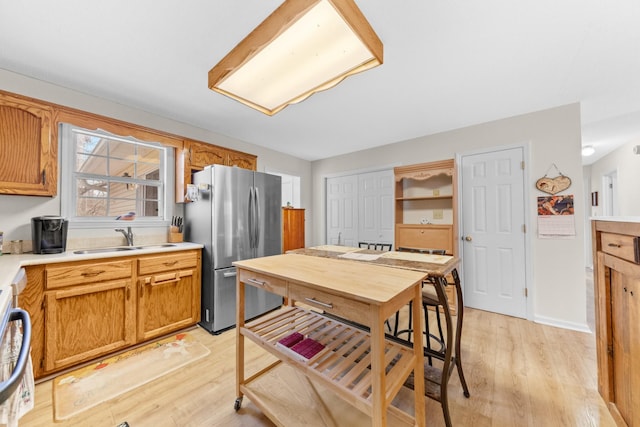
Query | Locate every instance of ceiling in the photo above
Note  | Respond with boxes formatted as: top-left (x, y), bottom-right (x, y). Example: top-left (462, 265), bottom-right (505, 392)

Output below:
top-left (2, 1), bottom-right (640, 164)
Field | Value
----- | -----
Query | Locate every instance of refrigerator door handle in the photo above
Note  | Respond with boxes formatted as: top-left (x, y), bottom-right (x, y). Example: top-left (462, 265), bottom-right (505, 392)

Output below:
top-left (253, 188), bottom-right (261, 248)
top-left (248, 186), bottom-right (255, 249)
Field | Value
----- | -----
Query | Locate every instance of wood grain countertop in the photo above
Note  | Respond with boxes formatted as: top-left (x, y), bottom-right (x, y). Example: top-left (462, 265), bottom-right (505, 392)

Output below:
top-left (233, 253), bottom-right (428, 306)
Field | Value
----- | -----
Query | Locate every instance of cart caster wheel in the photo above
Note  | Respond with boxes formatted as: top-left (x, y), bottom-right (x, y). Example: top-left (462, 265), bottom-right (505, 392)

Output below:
top-left (234, 397), bottom-right (243, 411)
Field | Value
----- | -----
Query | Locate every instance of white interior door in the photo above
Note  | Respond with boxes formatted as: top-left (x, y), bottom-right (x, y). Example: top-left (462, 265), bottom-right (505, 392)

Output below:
top-left (326, 175), bottom-right (358, 247)
top-left (461, 147), bottom-right (528, 318)
top-left (358, 170), bottom-right (394, 245)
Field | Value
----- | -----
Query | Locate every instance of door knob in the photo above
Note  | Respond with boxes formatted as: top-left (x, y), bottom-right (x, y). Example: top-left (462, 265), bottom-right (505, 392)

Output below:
top-left (464, 236), bottom-right (473, 242)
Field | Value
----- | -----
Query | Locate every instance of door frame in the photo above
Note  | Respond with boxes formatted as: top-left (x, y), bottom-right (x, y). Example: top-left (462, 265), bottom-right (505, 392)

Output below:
top-left (456, 141), bottom-right (534, 320)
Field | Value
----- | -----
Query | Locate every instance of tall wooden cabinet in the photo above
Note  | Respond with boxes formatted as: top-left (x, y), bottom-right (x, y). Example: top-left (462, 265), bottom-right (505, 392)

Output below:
top-left (593, 219), bottom-right (640, 427)
top-left (394, 159), bottom-right (458, 313)
top-left (282, 208), bottom-right (305, 252)
top-left (0, 91), bottom-right (57, 196)
top-left (394, 159), bottom-right (458, 255)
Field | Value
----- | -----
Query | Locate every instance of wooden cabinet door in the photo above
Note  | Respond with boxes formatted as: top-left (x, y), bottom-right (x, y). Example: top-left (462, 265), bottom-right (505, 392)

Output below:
top-left (0, 92), bottom-right (56, 196)
top-left (188, 139), bottom-right (226, 169)
top-left (606, 255), bottom-right (640, 426)
top-left (283, 208), bottom-right (305, 252)
top-left (137, 268), bottom-right (200, 341)
top-left (225, 150), bottom-right (257, 170)
top-left (44, 279), bottom-right (136, 372)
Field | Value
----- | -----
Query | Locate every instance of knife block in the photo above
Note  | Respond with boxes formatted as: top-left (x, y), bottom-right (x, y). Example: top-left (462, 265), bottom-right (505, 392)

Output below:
top-left (168, 226), bottom-right (183, 243)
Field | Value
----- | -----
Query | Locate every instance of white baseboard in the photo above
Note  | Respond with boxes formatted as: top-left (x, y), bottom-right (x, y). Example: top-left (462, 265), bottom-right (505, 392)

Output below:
top-left (533, 315), bottom-right (592, 333)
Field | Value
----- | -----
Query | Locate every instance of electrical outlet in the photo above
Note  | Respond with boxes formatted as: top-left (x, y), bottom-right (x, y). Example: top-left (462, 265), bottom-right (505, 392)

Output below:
top-left (433, 189), bottom-right (440, 196)
top-left (433, 210), bottom-right (444, 220)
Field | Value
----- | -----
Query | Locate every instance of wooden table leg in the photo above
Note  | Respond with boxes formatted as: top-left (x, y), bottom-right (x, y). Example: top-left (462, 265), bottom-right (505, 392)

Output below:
top-left (235, 278), bottom-right (246, 406)
top-left (412, 282), bottom-right (426, 427)
top-left (370, 307), bottom-right (386, 427)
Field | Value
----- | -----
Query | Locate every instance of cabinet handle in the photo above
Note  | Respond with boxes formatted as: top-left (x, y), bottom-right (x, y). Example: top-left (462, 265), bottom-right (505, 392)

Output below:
top-left (304, 297), bottom-right (333, 309)
top-left (82, 270), bottom-right (105, 277)
top-left (126, 287), bottom-right (131, 300)
top-left (42, 169), bottom-right (46, 186)
top-left (163, 260), bottom-right (179, 266)
top-left (246, 278), bottom-right (266, 287)
top-left (607, 243), bottom-right (622, 248)
top-left (151, 277), bottom-right (179, 286)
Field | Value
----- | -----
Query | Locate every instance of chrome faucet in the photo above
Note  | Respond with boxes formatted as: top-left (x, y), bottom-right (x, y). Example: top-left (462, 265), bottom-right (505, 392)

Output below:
top-left (115, 227), bottom-right (134, 246)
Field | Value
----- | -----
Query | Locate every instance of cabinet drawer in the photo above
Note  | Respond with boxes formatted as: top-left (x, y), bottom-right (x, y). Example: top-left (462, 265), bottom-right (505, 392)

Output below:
top-left (601, 232), bottom-right (640, 264)
top-left (46, 260), bottom-right (133, 289)
top-left (238, 269), bottom-right (287, 296)
top-left (289, 283), bottom-right (369, 326)
top-left (396, 224), bottom-right (453, 254)
top-left (138, 251), bottom-right (198, 275)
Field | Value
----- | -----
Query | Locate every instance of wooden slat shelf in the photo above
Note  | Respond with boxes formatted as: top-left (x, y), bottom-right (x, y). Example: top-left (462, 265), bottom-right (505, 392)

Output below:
top-left (241, 306), bottom-right (417, 415)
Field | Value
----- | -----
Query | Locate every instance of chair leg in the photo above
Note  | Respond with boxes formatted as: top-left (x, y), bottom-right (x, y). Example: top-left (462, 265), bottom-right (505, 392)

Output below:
top-left (441, 377), bottom-right (452, 427)
top-left (393, 301), bottom-right (413, 342)
top-left (422, 302), bottom-right (433, 365)
top-left (434, 308), bottom-right (445, 351)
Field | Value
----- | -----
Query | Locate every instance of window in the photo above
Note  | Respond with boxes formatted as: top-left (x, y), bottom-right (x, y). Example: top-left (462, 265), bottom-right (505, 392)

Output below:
top-left (61, 123), bottom-right (171, 226)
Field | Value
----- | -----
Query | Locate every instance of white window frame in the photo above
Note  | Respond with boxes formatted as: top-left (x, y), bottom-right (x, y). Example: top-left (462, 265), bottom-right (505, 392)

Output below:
top-left (60, 123), bottom-right (174, 229)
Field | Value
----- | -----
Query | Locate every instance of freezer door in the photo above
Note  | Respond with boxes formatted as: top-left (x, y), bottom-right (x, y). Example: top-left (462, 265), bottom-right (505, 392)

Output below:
top-left (212, 165), bottom-right (254, 268)
top-left (185, 168), bottom-right (214, 272)
top-left (209, 267), bottom-right (283, 334)
top-left (254, 171), bottom-right (282, 258)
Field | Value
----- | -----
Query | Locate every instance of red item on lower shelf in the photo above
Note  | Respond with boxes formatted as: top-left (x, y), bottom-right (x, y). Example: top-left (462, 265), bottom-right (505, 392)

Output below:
top-left (277, 332), bottom-right (304, 348)
top-left (291, 338), bottom-right (325, 359)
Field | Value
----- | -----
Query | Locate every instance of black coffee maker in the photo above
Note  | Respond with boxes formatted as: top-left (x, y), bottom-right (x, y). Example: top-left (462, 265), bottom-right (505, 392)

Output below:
top-left (31, 216), bottom-right (69, 254)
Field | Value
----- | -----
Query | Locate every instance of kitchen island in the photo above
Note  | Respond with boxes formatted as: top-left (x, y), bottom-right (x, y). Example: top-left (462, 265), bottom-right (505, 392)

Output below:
top-left (234, 253), bottom-right (429, 427)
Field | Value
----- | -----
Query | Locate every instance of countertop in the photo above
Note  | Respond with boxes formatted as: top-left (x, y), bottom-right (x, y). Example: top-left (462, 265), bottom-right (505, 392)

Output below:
top-left (0, 242), bottom-right (203, 291)
top-left (590, 216), bottom-right (640, 223)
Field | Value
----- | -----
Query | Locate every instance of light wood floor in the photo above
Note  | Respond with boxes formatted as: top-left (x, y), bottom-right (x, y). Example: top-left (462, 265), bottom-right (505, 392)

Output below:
top-left (21, 306), bottom-right (616, 427)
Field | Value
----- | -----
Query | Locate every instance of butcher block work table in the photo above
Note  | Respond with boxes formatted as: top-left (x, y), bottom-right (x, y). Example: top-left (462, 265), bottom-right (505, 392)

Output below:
top-left (233, 253), bottom-right (430, 427)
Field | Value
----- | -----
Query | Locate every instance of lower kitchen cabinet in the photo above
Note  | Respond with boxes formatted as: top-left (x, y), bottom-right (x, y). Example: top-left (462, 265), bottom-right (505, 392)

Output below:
top-left (137, 251), bottom-right (200, 341)
top-left (44, 279), bottom-right (136, 372)
top-left (22, 248), bottom-right (201, 379)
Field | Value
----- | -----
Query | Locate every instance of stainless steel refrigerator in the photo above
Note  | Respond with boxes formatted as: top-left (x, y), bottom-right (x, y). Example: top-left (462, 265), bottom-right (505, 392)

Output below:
top-left (185, 164), bottom-right (283, 334)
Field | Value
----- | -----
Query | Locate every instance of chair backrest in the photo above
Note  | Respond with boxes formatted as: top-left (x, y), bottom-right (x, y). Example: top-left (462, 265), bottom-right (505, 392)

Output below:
top-left (359, 242), bottom-right (393, 251)
top-left (397, 246), bottom-right (446, 255)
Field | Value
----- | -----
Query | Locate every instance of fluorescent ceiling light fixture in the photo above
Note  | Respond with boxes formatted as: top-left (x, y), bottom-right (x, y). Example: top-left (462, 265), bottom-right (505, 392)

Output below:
top-left (582, 145), bottom-right (595, 156)
top-left (208, 0), bottom-right (383, 116)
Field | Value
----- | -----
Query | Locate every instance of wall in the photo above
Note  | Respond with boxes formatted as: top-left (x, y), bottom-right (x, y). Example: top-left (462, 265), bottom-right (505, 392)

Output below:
top-left (0, 69), bottom-right (312, 248)
top-left (588, 138), bottom-right (640, 217)
top-left (312, 104), bottom-right (588, 330)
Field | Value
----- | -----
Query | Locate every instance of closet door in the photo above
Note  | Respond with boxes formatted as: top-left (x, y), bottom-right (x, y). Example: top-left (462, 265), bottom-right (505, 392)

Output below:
top-left (326, 175), bottom-right (358, 247)
top-left (358, 170), bottom-right (394, 245)
top-left (325, 169), bottom-right (393, 247)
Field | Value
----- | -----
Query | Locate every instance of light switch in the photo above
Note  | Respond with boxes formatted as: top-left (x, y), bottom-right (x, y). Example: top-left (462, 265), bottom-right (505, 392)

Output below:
top-left (433, 210), bottom-right (444, 220)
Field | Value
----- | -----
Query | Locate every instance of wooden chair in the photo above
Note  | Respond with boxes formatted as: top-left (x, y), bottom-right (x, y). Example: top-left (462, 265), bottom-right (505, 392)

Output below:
top-left (358, 241), bottom-right (393, 251)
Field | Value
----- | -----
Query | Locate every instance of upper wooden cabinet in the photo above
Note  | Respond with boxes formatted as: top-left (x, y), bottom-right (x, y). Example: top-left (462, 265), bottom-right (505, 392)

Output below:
top-left (0, 92), bottom-right (57, 196)
top-left (177, 139), bottom-right (257, 202)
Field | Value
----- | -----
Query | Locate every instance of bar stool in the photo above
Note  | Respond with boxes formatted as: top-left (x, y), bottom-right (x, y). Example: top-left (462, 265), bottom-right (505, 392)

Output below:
top-left (393, 247), bottom-right (447, 360)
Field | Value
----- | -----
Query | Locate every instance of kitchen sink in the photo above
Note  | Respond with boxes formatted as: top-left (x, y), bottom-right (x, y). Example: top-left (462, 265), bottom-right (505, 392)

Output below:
top-left (73, 247), bottom-right (136, 254)
top-left (133, 244), bottom-right (177, 249)
top-left (73, 243), bottom-right (177, 255)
